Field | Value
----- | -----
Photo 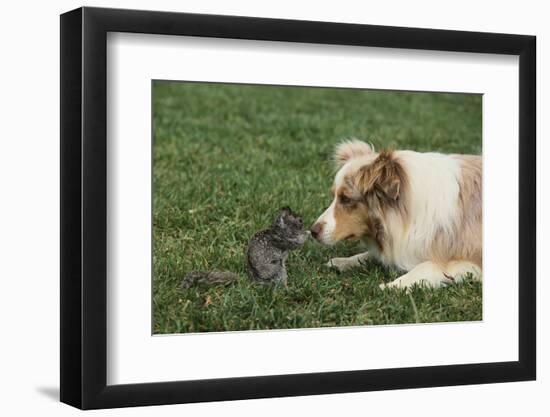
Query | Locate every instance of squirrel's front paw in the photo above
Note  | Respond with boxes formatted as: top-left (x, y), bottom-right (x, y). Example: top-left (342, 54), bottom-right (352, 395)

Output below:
top-left (326, 257), bottom-right (355, 272)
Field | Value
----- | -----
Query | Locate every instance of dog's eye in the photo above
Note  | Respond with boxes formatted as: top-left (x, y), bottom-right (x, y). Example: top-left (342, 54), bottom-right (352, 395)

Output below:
top-left (339, 195), bottom-right (352, 205)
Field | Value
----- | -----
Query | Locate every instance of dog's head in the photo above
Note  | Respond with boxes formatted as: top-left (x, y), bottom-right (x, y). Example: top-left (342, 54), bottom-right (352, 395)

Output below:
top-left (311, 140), bottom-right (407, 248)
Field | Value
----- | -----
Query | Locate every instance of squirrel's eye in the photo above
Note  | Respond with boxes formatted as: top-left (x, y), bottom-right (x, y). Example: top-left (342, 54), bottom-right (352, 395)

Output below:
top-left (339, 195), bottom-right (352, 205)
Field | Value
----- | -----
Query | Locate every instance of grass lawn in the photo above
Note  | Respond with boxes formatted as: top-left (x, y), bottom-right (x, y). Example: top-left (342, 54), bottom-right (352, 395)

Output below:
top-left (152, 81), bottom-right (482, 334)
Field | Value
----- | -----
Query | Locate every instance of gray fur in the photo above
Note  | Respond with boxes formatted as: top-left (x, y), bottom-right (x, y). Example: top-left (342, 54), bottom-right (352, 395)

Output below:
top-left (246, 207), bottom-right (309, 285)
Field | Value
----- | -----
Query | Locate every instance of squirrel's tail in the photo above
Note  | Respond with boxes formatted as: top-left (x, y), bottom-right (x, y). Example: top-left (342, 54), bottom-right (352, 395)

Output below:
top-left (181, 270), bottom-right (239, 289)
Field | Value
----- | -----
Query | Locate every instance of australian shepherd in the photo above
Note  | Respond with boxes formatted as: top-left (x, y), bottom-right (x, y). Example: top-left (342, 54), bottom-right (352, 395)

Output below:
top-left (310, 140), bottom-right (482, 289)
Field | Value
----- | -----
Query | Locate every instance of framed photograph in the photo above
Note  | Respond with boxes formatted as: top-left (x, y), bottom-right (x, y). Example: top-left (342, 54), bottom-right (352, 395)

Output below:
top-left (60, 6), bottom-right (536, 409)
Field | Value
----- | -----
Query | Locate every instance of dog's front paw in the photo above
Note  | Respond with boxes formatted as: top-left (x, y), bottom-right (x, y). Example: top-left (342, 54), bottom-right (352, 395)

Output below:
top-left (380, 279), bottom-right (405, 290)
top-left (380, 277), bottom-right (425, 293)
top-left (326, 257), bottom-right (353, 272)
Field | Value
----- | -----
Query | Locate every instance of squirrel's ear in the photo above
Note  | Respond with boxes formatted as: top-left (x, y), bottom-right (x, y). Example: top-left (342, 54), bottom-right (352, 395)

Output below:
top-left (273, 208), bottom-right (290, 228)
top-left (273, 214), bottom-right (285, 228)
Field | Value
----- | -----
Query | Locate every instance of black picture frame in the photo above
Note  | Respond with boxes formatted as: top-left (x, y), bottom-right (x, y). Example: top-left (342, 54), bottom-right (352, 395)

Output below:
top-left (60, 6), bottom-right (536, 410)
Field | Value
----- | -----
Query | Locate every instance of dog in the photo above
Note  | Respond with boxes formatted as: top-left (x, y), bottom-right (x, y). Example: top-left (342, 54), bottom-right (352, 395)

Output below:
top-left (310, 140), bottom-right (482, 289)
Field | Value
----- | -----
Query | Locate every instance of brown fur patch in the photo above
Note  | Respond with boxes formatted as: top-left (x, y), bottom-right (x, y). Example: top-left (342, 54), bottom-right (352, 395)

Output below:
top-left (430, 155), bottom-right (482, 266)
top-left (456, 155), bottom-right (483, 266)
top-left (331, 151), bottom-right (409, 252)
top-left (353, 151), bottom-right (407, 204)
top-left (330, 199), bottom-right (372, 243)
top-left (350, 151), bottom-right (408, 219)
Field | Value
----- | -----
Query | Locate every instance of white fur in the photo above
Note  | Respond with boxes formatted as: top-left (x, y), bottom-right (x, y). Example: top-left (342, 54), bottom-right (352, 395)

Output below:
top-left (316, 200), bottom-right (337, 245)
top-left (380, 261), bottom-right (449, 289)
top-left (381, 151), bottom-right (462, 271)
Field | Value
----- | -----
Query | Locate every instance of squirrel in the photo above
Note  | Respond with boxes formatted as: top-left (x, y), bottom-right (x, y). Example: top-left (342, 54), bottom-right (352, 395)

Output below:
top-left (181, 207), bottom-right (309, 289)
top-left (246, 206), bottom-right (309, 285)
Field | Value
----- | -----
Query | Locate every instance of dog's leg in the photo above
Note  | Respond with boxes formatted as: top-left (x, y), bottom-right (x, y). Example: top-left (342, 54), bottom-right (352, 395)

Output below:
top-left (327, 252), bottom-right (369, 272)
top-left (444, 260), bottom-right (482, 283)
top-left (380, 260), bottom-right (482, 290)
top-left (380, 261), bottom-right (448, 290)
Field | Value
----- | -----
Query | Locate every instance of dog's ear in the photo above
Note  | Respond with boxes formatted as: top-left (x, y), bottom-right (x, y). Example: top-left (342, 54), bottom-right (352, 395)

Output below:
top-left (334, 139), bottom-right (374, 169)
top-left (354, 151), bottom-right (405, 202)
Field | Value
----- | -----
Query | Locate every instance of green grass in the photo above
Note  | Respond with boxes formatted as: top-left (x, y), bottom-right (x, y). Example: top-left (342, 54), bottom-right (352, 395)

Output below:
top-left (152, 81), bottom-right (482, 334)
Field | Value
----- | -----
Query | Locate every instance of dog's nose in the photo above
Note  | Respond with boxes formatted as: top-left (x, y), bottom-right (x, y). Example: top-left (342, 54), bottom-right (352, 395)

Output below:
top-left (310, 222), bottom-right (324, 239)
